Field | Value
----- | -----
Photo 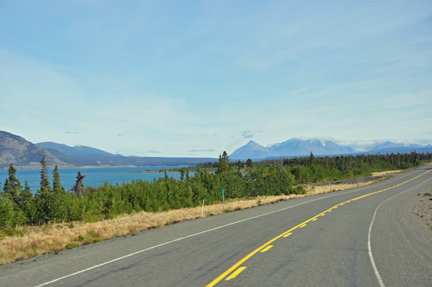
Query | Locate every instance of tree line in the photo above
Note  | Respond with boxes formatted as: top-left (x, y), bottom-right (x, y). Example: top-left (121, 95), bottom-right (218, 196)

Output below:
top-left (1, 151), bottom-right (431, 234)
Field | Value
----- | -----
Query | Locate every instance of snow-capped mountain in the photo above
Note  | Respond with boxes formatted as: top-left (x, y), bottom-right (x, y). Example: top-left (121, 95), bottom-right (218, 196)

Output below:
top-left (231, 138), bottom-right (356, 160)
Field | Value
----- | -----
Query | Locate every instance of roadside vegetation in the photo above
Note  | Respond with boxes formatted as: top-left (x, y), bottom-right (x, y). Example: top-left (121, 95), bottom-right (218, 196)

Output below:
top-left (0, 179), bottom-right (381, 266)
top-left (0, 151), bottom-right (431, 264)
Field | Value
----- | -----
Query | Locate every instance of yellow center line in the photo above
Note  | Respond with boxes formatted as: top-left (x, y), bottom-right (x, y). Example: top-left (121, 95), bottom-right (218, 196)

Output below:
top-left (261, 245), bottom-right (273, 252)
top-left (225, 267), bottom-right (247, 281)
top-left (206, 169), bottom-right (431, 286)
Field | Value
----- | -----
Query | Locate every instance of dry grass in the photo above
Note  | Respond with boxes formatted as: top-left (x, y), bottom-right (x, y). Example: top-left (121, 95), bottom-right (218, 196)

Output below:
top-left (0, 179), bottom-right (380, 266)
top-left (372, 170), bottom-right (403, 176)
top-left (304, 180), bottom-right (380, 195)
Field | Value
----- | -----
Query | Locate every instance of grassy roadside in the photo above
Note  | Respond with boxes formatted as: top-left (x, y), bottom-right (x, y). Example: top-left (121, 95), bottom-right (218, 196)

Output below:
top-left (0, 177), bottom-right (385, 266)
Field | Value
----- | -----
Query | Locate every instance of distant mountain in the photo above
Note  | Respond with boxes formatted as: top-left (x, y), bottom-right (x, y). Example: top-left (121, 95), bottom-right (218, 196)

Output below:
top-left (229, 141), bottom-right (271, 159)
top-left (35, 141), bottom-right (217, 167)
top-left (367, 141), bottom-right (432, 155)
top-left (36, 142), bottom-right (123, 158)
top-left (367, 146), bottom-right (432, 155)
top-left (305, 139), bottom-right (357, 154)
top-left (0, 131), bottom-right (63, 169)
top-left (231, 138), bottom-right (356, 160)
top-left (371, 141), bottom-right (423, 150)
top-left (0, 131), bottom-right (217, 169)
top-left (271, 138), bottom-right (355, 157)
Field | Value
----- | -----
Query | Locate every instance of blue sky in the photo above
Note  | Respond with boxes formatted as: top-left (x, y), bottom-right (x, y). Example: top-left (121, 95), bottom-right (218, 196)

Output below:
top-left (1, 0), bottom-right (431, 157)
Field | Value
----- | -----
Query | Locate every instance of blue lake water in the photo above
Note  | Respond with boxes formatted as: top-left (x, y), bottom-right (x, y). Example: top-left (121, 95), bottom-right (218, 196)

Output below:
top-left (0, 166), bottom-right (189, 193)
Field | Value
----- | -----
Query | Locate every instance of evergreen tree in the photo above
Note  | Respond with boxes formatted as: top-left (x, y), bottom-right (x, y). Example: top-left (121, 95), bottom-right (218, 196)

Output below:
top-left (217, 151), bottom-right (230, 174)
top-left (3, 179), bottom-right (11, 198)
top-left (0, 196), bottom-right (16, 229)
top-left (36, 156), bottom-right (54, 222)
top-left (52, 166), bottom-right (64, 195)
top-left (19, 181), bottom-right (33, 209)
top-left (19, 181), bottom-right (36, 222)
top-left (309, 152), bottom-right (316, 166)
top-left (51, 166), bottom-right (68, 220)
top-left (180, 169), bottom-right (185, 181)
top-left (246, 159), bottom-right (253, 168)
top-left (3, 163), bottom-right (23, 205)
top-left (222, 151), bottom-right (229, 164)
top-left (39, 156), bottom-right (51, 194)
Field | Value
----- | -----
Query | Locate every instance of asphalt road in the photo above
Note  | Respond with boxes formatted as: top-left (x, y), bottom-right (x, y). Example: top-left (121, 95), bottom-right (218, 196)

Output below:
top-left (1, 166), bottom-right (432, 287)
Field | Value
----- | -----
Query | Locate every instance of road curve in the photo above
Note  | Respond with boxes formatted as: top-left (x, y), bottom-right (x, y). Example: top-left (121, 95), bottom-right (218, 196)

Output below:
top-left (1, 166), bottom-right (431, 286)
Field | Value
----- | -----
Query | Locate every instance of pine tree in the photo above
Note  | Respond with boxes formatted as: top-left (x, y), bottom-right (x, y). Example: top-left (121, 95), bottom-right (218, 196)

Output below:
top-left (222, 151), bottom-right (229, 164)
top-left (246, 159), bottom-right (253, 168)
top-left (36, 155), bottom-right (53, 222)
top-left (52, 166), bottom-right (64, 195)
top-left (39, 156), bottom-right (51, 194)
top-left (3, 163), bottom-right (22, 206)
top-left (19, 181), bottom-right (33, 209)
top-left (309, 152), bottom-right (316, 166)
top-left (217, 151), bottom-right (230, 174)
top-left (180, 169), bottom-right (185, 182)
top-left (51, 166), bottom-right (68, 220)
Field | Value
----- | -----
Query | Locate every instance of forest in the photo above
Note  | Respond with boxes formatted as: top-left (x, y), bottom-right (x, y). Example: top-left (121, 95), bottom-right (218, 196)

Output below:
top-left (1, 151), bottom-right (431, 235)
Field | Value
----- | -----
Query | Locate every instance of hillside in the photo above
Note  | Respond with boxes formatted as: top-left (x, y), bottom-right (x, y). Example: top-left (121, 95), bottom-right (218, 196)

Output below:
top-left (36, 142), bottom-right (123, 158)
top-left (0, 132), bottom-right (217, 169)
top-left (0, 131), bottom-right (63, 169)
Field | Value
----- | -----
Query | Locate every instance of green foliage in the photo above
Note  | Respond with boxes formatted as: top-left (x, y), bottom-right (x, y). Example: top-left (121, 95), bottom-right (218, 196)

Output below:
top-left (3, 163), bottom-right (23, 205)
top-left (1, 151), bottom-right (431, 232)
top-left (0, 196), bottom-right (16, 229)
top-left (38, 156), bottom-right (51, 195)
top-left (53, 166), bottom-right (64, 195)
top-left (35, 156), bottom-right (54, 222)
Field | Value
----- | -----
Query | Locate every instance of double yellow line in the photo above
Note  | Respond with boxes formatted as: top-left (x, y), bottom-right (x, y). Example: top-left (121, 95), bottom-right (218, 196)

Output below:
top-left (206, 169), bottom-right (431, 286)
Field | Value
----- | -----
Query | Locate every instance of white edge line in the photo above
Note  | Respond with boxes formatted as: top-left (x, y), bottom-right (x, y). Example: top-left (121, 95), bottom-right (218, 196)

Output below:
top-left (367, 173), bottom-right (432, 287)
top-left (34, 170), bottom-right (423, 286)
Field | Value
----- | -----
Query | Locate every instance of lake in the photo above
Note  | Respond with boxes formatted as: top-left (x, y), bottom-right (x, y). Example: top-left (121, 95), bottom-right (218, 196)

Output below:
top-left (0, 166), bottom-right (189, 193)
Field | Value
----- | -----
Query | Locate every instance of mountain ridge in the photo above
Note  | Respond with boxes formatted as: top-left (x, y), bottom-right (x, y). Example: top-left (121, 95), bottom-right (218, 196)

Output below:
top-left (2, 131), bottom-right (432, 169)
top-left (0, 131), bottom-right (63, 168)
top-left (0, 131), bottom-right (217, 169)
top-left (36, 142), bottom-right (123, 158)
top-left (231, 138), bottom-right (357, 160)
top-left (230, 138), bottom-right (432, 160)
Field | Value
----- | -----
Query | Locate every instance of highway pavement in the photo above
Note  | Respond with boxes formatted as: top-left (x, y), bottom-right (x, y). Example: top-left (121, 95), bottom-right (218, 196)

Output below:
top-left (1, 166), bottom-right (431, 286)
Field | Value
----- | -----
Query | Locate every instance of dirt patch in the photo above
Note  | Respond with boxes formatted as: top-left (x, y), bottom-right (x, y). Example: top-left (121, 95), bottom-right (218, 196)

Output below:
top-left (0, 179), bottom-right (379, 266)
top-left (372, 170), bottom-right (403, 176)
top-left (412, 191), bottom-right (432, 230)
